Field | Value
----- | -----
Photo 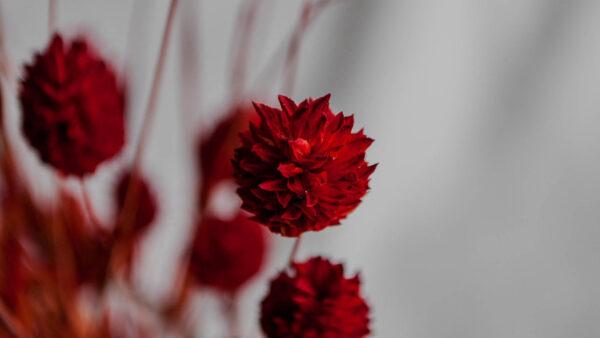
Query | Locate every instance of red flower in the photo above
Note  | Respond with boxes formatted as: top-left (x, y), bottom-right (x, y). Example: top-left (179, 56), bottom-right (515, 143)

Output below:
top-left (198, 106), bottom-right (257, 207)
top-left (232, 94), bottom-right (376, 236)
top-left (19, 34), bottom-right (125, 176)
top-left (260, 256), bottom-right (370, 338)
top-left (188, 213), bottom-right (265, 292)
top-left (114, 170), bottom-right (158, 240)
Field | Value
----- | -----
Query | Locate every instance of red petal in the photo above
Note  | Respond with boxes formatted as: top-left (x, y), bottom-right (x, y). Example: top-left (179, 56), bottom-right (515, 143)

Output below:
top-left (259, 179), bottom-right (287, 191)
top-left (281, 207), bottom-right (302, 220)
top-left (287, 177), bottom-right (305, 195)
top-left (289, 138), bottom-right (311, 159)
top-left (305, 191), bottom-right (318, 207)
top-left (278, 95), bottom-right (297, 116)
top-left (252, 144), bottom-right (280, 163)
top-left (276, 191), bottom-right (293, 208)
top-left (278, 162), bottom-right (303, 178)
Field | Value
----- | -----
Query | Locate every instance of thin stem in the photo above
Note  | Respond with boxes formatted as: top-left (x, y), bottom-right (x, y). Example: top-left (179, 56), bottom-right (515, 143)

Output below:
top-left (108, 0), bottom-right (180, 285)
top-left (79, 178), bottom-right (101, 228)
top-left (48, 0), bottom-right (57, 34)
top-left (131, 0), bottom-right (180, 173)
top-left (178, 0), bottom-right (201, 144)
top-left (253, 0), bottom-right (336, 95)
top-left (223, 295), bottom-right (240, 338)
top-left (0, 301), bottom-right (28, 338)
top-left (282, 0), bottom-right (312, 95)
top-left (282, 0), bottom-right (338, 95)
top-left (287, 235), bottom-right (302, 266)
top-left (230, 0), bottom-right (262, 101)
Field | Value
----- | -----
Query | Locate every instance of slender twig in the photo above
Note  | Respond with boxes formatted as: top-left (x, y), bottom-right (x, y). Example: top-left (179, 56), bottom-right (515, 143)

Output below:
top-left (282, 0), bottom-right (312, 95)
top-left (48, 0), bottom-right (57, 34)
top-left (79, 178), bottom-right (102, 228)
top-left (230, 0), bottom-right (262, 101)
top-left (287, 235), bottom-right (302, 266)
top-left (223, 295), bottom-right (240, 338)
top-left (108, 0), bottom-right (180, 286)
top-left (252, 0), bottom-right (338, 95)
top-left (178, 0), bottom-right (201, 144)
top-left (0, 300), bottom-right (28, 338)
top-left (131, 0), bottom-right (180, 172)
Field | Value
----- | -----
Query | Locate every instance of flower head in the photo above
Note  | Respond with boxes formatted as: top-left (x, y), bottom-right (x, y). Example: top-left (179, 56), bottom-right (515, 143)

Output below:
top-left (114, 170), bottom-right (158, 240)
top-left (232, 94), bottom-right (376, 236)
top-left (198, 106), bottom-right (257, 205)
top-left (188, 213), bottom-right (266, 292)
top-left (260, 256), bottom-right (370, 337)
top-left (19, 34), bottom-right (125, 176)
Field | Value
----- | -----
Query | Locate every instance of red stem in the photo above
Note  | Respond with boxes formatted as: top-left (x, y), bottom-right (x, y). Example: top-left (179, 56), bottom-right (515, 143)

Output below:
top-left (230, 0), bottom-right (262, 101)
top-left (79, 178), bottom-right (102, 228)
top-left (288, 235), bottom-right (302, 266)
top-left (224, 295), bottom-right (240, 338)
top-left (0, 301), bottom-right (28, 338)
top-left (282, 0), bottom-right (312, 95)
top-left (132, 0), bottom-right (180, 173)
top-left (282, 0), bottom-right (336, 95)
top-left (109, 0), bottom-right (180, 283)
top-left (48, 0), bottom-right (57, 33)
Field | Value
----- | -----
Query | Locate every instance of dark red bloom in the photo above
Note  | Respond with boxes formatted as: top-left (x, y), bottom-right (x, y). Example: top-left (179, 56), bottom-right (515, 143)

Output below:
top-left (19, 34), bottom-right (125, 176)
top-left (232, 94), bottom-right (376, 236)
top-left (198, 106), bottom-right (257, 207)
top-left (188, 213), bottom-right (265, 292)
top-left (114, 170), bottom-right (158, 240)
top-left (260, 256), bottom-right (370, 338)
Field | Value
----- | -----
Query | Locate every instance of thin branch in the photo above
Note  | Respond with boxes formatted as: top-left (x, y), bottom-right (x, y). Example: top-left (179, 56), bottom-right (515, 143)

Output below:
top-left (79, 178), bottom-right (102, 228)
top-left (287, 235), bottom-right (302, 266)
top-left (108, 0), bottom-right (180, 287)
top-left (131, 0), bottom-right (180, 172)
top-left (230, 0), bottom-right (262, 101)
top-left (48, 0), bottom-right (57, 34)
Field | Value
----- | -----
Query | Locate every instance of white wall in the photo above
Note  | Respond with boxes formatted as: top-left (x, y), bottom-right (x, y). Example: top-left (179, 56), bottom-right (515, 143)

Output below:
top-left (2, 1), bottom-right (600, 337)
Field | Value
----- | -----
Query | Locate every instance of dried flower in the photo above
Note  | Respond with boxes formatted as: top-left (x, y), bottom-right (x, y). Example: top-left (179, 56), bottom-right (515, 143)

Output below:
top-left (114, 171), bottom-right (158, 240)
top-left (19, 34), bottom-right (125, 176)
top-left (260, 256), bottom-right (370, 337)
top-left (188, 213), bottom-right (265, 293)
top-left (232, 94), bottom-right (376, 236)
top-left (198, 106), bottom-right (256, 206)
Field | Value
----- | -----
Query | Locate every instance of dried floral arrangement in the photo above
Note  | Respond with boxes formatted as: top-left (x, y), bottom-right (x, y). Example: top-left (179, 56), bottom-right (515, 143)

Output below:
top-left (0, 0), bottom-right (376, 337)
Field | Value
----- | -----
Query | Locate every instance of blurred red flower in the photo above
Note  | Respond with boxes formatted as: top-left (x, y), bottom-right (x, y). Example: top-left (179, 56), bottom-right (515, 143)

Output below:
top-left (232, 94), bottom-right (376, 236)
top-left (19, 34), bottom-right (125, 176)
top-left (114, 170), bottom-right (158, 241)
top-left (188, 213), bottom-right (265, 293)
top-left (260, 256), bottom-right (370, 338)
top-left (197, 106), bottom-right (257, 208)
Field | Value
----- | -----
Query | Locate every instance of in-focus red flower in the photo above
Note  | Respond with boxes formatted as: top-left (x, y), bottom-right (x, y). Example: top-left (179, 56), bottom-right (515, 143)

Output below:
top-left (260, 256), bottom-right (370, 338)
top-left (188, 213), bottom-right (265, 293)
top-left (19, 34), bottom-right (125, 176)
top-left (232, 94), bottom-right (376, 236)
top-left (114, 170), bottom-right (158, 240)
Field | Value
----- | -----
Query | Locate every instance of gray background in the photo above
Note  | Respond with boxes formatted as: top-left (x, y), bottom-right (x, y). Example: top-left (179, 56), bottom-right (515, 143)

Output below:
top-left (2, 1), bottom-right (600, 337)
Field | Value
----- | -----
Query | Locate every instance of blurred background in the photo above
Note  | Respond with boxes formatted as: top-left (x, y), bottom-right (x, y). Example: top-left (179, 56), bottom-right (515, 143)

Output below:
top-left (2, 0), bottom-right (600, 337)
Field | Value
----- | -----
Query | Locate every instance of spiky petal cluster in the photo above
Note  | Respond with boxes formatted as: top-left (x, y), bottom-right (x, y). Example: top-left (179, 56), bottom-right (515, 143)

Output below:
top-left (188, 214), bottom-right (266, 292)
top-left (19, 34), bottom-right (125, 176)
top-left (232, 94), bottom-right (376, 236)
top-left (260, 256), bottom-right (370, 337)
